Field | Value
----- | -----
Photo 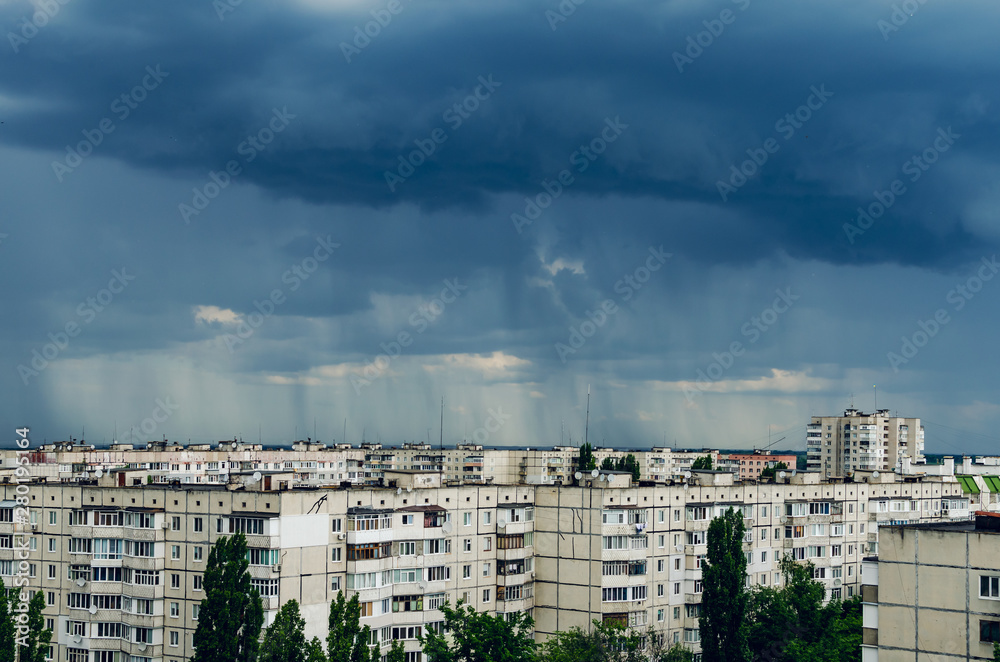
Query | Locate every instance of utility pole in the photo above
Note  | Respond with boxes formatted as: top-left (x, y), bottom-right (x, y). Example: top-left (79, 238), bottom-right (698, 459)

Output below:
top-left (584, 385), bottom-right (591, 447)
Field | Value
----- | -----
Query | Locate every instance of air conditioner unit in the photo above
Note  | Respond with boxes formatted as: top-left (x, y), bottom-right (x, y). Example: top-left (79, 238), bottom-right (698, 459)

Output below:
top-left (272, 564), bottom-right (281, 572)
top-left (338, 533), bottom-right (346, 540)
top-left (162, 520), bottom-right (171, 529)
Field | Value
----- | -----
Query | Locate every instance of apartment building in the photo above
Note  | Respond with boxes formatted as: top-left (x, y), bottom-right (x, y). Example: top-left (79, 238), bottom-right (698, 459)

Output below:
top-left (806, 409), bottom-right (925, 477)
top-left (727, 451), bottom-right (798, 481)
top-left (0, 459), bottom-right (975, 662)
top-left (861, 512), bottom-right (1000, 661)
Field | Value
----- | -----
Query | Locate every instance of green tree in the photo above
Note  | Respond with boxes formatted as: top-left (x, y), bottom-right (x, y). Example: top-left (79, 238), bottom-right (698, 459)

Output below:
top-left (327, 592), bottom-right (372, 662)
top-left (193, 532), bottom-right (264, 662)
top-left (759, 462), bottom-right (788, 480)
top-left (0, 579), bottom-right (16, 662)
top-left (305, 638), bottom-right (327, 662)
top-left (613, 455), bottom-right (641, 482)
top-left (691, 455), bottom-right (713, 471)
top-left (601, 457), bottom-right (617, 471)
top-left (539, 620), bottom-right (643, 662)
top-left (699, 507), bottom-right (749, 662)
top-left (993, 641), bottom-right (999, 662)
top-left (260, 600), bottom-right (307, 662)
top-left (747, 557), bottom-right (861, 662)
top-left (386, 641), bottom-right (406, 662)
top-left (20, 591), bottom-right (51, 662)
top-left (578, 443), bottom-right (597, 472)
top-left (420, 600), bottom-right (535, 662)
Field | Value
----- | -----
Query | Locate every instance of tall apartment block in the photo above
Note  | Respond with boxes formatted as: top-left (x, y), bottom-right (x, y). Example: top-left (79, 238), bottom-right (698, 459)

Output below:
top-left (806, 409), bottom-right (925, 477)
top-left (0, 455), bottom-right (978, 662)
top-left (860, 512), bottom-right (1000, 661)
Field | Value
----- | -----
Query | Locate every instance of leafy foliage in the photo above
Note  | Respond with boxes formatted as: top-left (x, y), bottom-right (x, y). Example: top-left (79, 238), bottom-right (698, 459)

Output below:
top-left (305, 638), bottom-right (327, 662)
top-left (759, 462), bottom-right (788, 480)
top-left (699, 507), bottom-right (749, 662)
top-left (597, 455), bottom-right (641, 481)
top-left (0, 579), bottom-right (16, 662)
top-left (20, 591), bottom-right (51, 662)
top-left (691, 455), bottom-right (713, 471)
top-left (539, 621), bottom-right (694, 662)
top-left (260, 600), bottom-right (307, 662)
top-left (746, 557), bottom-right (861, 662)
top-left (578, 442), bottom-right (597, 472)
top-left (420, 600), bottom-right (535, 662)
top-left (327, 592), bottom-right (374, 662)
top-left (192, 532), bottom-right (264, 662)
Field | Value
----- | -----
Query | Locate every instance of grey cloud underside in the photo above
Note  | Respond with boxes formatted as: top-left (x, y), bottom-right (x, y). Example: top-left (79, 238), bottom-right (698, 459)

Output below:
top-left (1, 1), bottom-right (998, 269)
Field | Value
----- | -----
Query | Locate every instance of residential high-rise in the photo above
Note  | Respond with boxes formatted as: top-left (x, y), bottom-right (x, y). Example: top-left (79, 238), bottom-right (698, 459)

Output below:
top-left (806, 409), bottom-right (924, 477)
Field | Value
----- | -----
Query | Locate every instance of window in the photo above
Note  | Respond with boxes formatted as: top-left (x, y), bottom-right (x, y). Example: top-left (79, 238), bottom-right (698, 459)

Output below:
top-left (482, 563), bottom-right (490, 577)
top-left (427, 593), bottom-right (446, 610)
top-left (980, 620), bottom-right (1000, 643)
top-left (47, 538), bottom-right (56, 553)
top-left (193, 517), bottom-right (204, 532)
top-left (253, 579), bottom-right (280, 597)
top-left (673, 583), bottom-right (680, 595)
top-left (463, 539), bottom-right (472, 552)
top-left (93, 567), bottom-right (124, 582)
top-left (657, 559), bottom-right (665, 572)
top-left (330, 577), bottom-right (341, 592)
top-left (483, 512), bottom-right (491, 525)
top-left (194, 575), bottom-right (203, 590)
top-left (426, 566), bottom-right (450, 582)
top-left (686, 507), bottom-right (708, 521)
top-left (424, 539), bottom-right (451, 555)
top-left (401, 515), bottom-right (414, 526)
top-left (808, 503), bottom-right (830, 515)
top-left (785, 503), bottom-right (807, 517)
top-left (832, 524), bottom-right (844, 537)
top-left (124, 541), bottom-right (154, 558)
top-left (463, 512), bottom-right (472, 526)
top-left (657, 609), bottom-right (665, 622)
top-left (393, 595), bottom-right (423, 612)
top-left (981, 576), bottom-right (1000, 599)
top-left (49, 511), bottom-right (57, 525)
top-left (47, 565), bottom-right (56, 579)
top-left (760, 551), bottom-right (767, 563)
top-left (693, 581), bottom-right (703, 594)
top-left (674, 558), bottom-right (681, 571)
top-left (831, 544), bottom-right (842, 557)
top-left (761, 506), bottom-right (767, 517)
top-left (194, 546), bottom-right (203, 561)
top-left (394, 569), bottom-right (422, 584)
top-left (657, 584), bottom-right (664, 597)
top-left (67, 650), bottom-right (88, 662)
top-left (171, 545), bottom-right (180, 560)
top-left (248, 548), bottom-right (280, 565)
top-left (483, 537), bottom-right (492, 552)
top-left (331, 518), bottom-right (342, 533)
top-left (332, 547), bottom-right (342, 562)
top-left (170, 632), bottom-right (179, 647)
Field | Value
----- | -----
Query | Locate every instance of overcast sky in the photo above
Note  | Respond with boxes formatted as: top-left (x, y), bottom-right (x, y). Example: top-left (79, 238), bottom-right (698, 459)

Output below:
top-left (2, 0), bottom-right (999, 456)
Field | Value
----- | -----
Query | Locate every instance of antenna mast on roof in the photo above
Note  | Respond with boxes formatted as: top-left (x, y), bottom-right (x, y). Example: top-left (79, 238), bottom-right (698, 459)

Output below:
top-left (584, 384), bottom-right (591, 447)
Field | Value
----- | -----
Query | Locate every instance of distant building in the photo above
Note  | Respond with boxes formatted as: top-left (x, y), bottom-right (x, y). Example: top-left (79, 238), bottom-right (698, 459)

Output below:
top-left (807, 409), bottom-right (924, 477)
top-left (861, 511), bottom-right (1000, 661)
top-left (725, 450), bottom-right (798, 481)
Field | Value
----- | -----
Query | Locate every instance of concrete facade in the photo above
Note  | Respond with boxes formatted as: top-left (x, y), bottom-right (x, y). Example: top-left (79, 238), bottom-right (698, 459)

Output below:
top-left (861, 513), bottom-right (1000, 661)
top-left (807, 409), bottom-right (925, 477)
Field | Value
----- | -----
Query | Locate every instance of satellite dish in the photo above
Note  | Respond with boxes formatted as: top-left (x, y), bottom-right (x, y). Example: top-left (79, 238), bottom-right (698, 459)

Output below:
top-left (791, 470), bottom-right (797, 476)
top-left (779, 516), bottom-right (788, 524)
top-left (872, 471), bottom-right (880, 478)
top-left (833, 578), bottom-right (841, 586)
top-left (406, 486), bottom-right (412, 493)
top-left (442, 522), bottom-right (452, 534)
top-left (778, 471), bottom-right (786, 479)
top-left (574, 472), bottom-right (583, 480)
top-left (397, 488), bottom-right (402, 495)
top-left (94, 468), bottom-right (103, 478)
top-left (89, 604), bottom-right (97, 615)
top-left (252, 472), bottom-right (262, 482)
top-left (599, 475), bottom-right (606, 482)
top-left (73, 636), bottom-right (82, 644)
top-left (232, 442), bottom-right (238, 450)
top-left (675, 544), bottom-right (683, 552)
top-left (81, 471), bottom-right (90, 479)
top-left (137, 644), bottom-right (147, 652)
top-left (76, 578), bottom-right (85, 587)
top-left (683, 471), bottom-right (692, 479)
top-left (591, 469), bottom-right (599, 478)
top-left (498, 519), bottom-right (506, 528)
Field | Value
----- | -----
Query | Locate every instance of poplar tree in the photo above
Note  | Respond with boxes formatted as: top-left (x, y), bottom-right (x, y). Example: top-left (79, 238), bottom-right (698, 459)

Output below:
top-left (699, 507), bottom-right (749, 662)
top-left (0, 580), bottom-right (17, 662)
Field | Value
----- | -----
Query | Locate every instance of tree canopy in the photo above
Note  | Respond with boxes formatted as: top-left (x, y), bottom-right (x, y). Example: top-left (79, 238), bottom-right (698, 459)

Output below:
top-left (691, 456), bottom-right (713, 471)
top-left (193, 531), bottom-right (264, 662)
top-left (578, 443), bottom-right (597, 472)
top-left (699, 507), bottom-right (749, 662)
top-left (0, 580), bottom-right (16, 662)
top-left (420, 600), bottom-right (535, 662)
top-left (759, 462), bottom-right (788, 480)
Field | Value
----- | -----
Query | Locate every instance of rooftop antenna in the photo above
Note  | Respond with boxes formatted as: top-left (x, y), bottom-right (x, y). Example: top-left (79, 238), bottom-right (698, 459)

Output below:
top-left (873, 384), bottom-right (877, 412)
top-left (259, 423), bottom-right (261, 445)
top-left (561, 419), bottom-right (564, 445)
top-left (439, 396), bottom-right (444, 449)
top-left (343, 418), bottom-right (347, 445)
top-left (314, 417), bottom-right (317, 442)
top-left (584, 384), bottom-right (591, 447)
